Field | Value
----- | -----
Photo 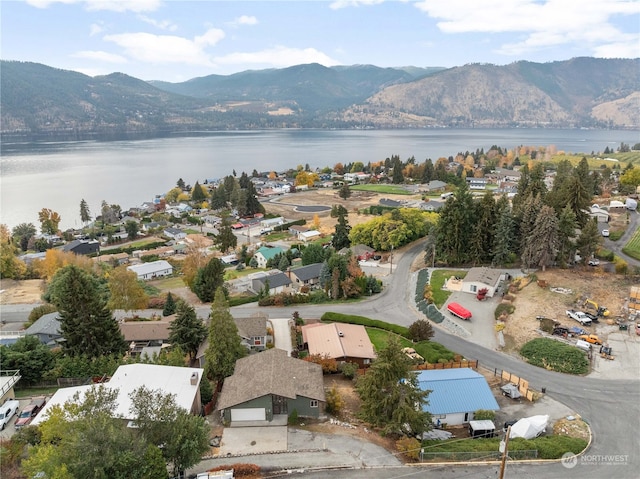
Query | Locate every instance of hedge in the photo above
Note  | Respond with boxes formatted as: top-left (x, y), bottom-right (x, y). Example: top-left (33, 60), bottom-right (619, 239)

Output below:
top-left (321, 312), bottom-right (409, 337)
top-left (520, 338), bottom-right (589, 374)
top-left (228, 295), bottom-right (259, 307)
top-left (274, 219), bottom-right (307, 232)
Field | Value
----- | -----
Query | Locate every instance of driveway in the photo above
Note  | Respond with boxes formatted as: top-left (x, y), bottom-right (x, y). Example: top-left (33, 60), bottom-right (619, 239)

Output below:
top-left (269, 317), bottom-right (293, 355)
top-left (218, 426), bottom-right (288, 455)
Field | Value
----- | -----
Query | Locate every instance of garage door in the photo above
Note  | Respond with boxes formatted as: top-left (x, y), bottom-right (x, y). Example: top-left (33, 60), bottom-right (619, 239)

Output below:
top-left (231, 408), bottom-right (266, 422)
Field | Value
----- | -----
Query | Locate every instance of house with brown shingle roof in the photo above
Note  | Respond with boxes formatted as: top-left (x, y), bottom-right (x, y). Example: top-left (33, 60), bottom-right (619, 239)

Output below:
top-left (119, 321), bottom-right (172, 357)
top-left (216, 348), bottom-right (325, 425)
top-left (301, 322), bottom-right (376, 368)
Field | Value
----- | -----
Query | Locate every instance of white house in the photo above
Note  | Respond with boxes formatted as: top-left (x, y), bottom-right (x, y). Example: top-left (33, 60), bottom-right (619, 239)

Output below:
top-left (127, 260), bottom-right (173, 280)
top-left (33, 364), bottom-right (204, 425)
top-left (461, 267), bottom-right (506, 297)
top-left (164, 227), bottom-right (187, 240)
top-left (299, 230), bottom-right (321, 242)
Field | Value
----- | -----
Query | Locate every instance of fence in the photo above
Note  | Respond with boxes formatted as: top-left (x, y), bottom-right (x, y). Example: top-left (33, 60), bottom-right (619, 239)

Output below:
top-left (492, 368), bottom-right (538, 401)
top-left (420, 449), bottom-right (538, 462)
top-left (420, 360), bottom-right (478, 370)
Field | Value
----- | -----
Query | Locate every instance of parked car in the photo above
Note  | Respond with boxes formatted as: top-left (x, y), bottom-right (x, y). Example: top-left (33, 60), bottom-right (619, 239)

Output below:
top-left (0, 399), bottom-right (20, 430)
top-left (636, 323), bottom-right (640, 336)
top-left (402, 347), bottom-right (424, 363)
top-left (501, 383), bottom-right (522, 399)
top-left (569, 326), bottom-right (589, 336)
top-left (588, 258), bottom-right (600, 266)
top-left (578, 334), bottom-right (603, 345)
top-left (583, 312), bottom-right (599, 323)
top-left (14, 397), bottom-right (46, 429)
top-left (553, 326), bottom-right (569, 336)
top-left (601, 229), bottom-right (610, 237)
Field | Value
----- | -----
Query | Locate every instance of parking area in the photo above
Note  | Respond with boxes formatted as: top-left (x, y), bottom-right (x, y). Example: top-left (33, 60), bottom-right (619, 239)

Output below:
top-left (0, 398), bottom-right (31, 439)
top-left (218, 426), bottom-right (288, 455)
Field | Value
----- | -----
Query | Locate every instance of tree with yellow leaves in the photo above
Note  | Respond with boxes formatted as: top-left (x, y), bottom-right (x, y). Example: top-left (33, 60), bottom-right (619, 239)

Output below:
top-left (106, 265), bottom-right (148, 311)
top-left (0, 224), bottom-right (26, 279)
top-left (32, 249), bottom-right (93, 281)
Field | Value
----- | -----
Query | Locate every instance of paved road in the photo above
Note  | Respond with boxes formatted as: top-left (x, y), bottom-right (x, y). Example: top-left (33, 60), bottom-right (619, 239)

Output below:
top-left (603, 208), bottom-right (640, 267)
top-left (217, 239), bottom-right (640, 478)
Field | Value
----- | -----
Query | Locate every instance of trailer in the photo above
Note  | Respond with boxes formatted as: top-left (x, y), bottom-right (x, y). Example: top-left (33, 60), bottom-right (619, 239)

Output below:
top-left (447, 302), bottom-right (472, 320)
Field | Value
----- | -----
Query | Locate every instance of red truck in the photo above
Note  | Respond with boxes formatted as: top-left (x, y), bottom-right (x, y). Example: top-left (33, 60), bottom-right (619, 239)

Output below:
top-left (447, 302), bottom-right (472, 320)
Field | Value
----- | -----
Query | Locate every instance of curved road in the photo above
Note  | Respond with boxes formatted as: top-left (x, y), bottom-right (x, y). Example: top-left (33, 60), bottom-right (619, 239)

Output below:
top-left (222, 239), bottom-right (640, 478)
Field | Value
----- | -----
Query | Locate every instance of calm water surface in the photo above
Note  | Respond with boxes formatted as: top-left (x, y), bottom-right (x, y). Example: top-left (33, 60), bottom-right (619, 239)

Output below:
top-left (1, 129), bottom-right (637, 230)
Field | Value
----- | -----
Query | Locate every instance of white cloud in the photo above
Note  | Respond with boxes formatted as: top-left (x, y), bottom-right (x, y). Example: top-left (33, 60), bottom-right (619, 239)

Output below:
top-left (72, 50), bottom-right (128, 63)
top-left (214, 46), bottom-right (340, 69)
top-left (329, 0), bottom-right (385, 9)
top-left (229, 15), bottom-right (258, 27)
top-left (104, 29), bottom-right (224, 66)
top-left (89, 23), bottom-right (104, 36)
top-left (414, 0), bottom-right (640, 57)
top-left (137, 15), bottom-right (178, 31)
top-left (26, 0), bottom-right (162, 12)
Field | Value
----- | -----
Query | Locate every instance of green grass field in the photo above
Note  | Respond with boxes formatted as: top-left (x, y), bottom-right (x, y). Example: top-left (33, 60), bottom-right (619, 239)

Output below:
top-left (430, 269), bottom-right (467, 307)
top-left (349, 184), bottom-right (414, 195)
top-left (622, 226), bottom-right (640, 260)
top-left (149, 276), bottom-right (185, 289)
top-left (365, 328), bottom-right (455, 363)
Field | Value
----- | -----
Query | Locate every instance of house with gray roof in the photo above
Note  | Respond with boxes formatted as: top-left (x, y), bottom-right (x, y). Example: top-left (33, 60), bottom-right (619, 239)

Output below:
top-left (217, 348), bottom-right (326, 426)
top-left (235, 315), bottom-right (268, 350)
top-left (127, 260), bottom-right (173, 280)
top-left (417, 368), bottom-right (499, 426)
top-left (461, 267), bottom-right (506, 297)
top-left (251, 271), bottom-right (292, 295)
top-left (163, 227), bottom-right (187, 240)
top-left (25, 312), bottom-right (62, 347)
top-left (288, 263), bottom-right (323, 290)
top-left (61, 239), bottom-right (100, 256)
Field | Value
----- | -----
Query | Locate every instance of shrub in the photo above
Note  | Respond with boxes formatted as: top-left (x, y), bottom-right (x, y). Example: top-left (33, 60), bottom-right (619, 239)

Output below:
top-left (495, 303), bottom-right (515, 320)
top-left (209, 464), bottom-right (260, 477)
top-left (339, 362), bottom-right (359, 379)
top-left (321, 312), bottom-right (409, 337)
top-left (304, 354), bottom-right (338, 374)
top-left (396, 436), bottom-right (421, 460)
top-left (520, 338), bottom-right (589, 374)
top-left (288, 409), bottom-right (299, 425)
top-left (408, 319), bottom-right (435, 342)
top-left (200, 378), bottom-right (214, 405)
top-left (325, 383), bottom-right (345, 416)
top-left (147, 296), bottom-right (166, 309)
top-left (474, 409), bottom-right (495, 421)
top-left (26, 303), bottom-right (57, 327)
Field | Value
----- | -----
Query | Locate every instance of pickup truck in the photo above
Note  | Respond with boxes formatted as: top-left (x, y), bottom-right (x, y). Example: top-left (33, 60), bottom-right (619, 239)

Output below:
top-left (0, 398), bottom-right (20, 430)
top-left (566, 309), bottom-right (592, 326)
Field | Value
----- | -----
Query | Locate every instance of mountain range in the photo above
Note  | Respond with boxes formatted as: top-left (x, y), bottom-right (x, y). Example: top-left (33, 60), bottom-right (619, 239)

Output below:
top-left (1, 57), bottom-right (638, 141)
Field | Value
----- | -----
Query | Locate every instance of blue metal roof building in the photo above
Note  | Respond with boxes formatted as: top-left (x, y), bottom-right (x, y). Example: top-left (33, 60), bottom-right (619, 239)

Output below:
top-left (417, 368), bottom-right (500, 426)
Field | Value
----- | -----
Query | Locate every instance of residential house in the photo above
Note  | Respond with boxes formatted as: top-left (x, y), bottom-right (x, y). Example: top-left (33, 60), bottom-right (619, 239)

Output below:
top-left (164, 227), bottom-right (187, 240)
top-left (421, 180), bottom-right (447, 192)
top-left (298, 230), bottom-right (321, 242)
top-left (33, 364), bottom-right (204, 426)
top-left (340, 244), bottom-right (375, 261)
top-left (461, 267), bottom-right (506, 297)
top-left (288, 263), bottom-right (323, 290)
top-left (301, 322), bottom-right (376, 369)
top-left (288, 225), bottom-right (309, 237)
top-left (416, 368), bottom-right (500, 426)
top-left (466, 177), bottom-right (488, 190)
top-left (142, 221), bottom-right (160, 232)
top-left (253, 246), bottom-right (286, 269)
top-left (216, 348), bottom-right (326, 426)
top-left (589, 205), bottom-right (610, 223)
top-left (127, 260), bottom-right (173, 280)
top-left (25, 312), bottom-right (62, 347)
top-left (18, 252), bottom-right (47, 265)
top-left (260, 217), bottom-right (285, 229)
top-left (119, 321), bottom-right (172, 357)
top-left (61, 239), bottom-right (100, 256)
top-left (235, 315), bottom-right (269, 351)
top-left (251, 271), bottom-right (292, 295)
top-left (93, 252), bottom-right (129, 265)
top-left (420, 200), bottom-right (445, 212)
top-left (379, 198), bottom-right (402, 208)
top-left (220, 254), bottom-right (239, 265)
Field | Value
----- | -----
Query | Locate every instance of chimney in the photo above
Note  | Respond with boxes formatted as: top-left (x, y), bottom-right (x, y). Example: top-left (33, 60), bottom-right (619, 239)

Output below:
top-left (190, 372), bottom-right (198, 386)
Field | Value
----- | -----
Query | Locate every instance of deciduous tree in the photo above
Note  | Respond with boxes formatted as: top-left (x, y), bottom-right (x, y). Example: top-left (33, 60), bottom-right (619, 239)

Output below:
top-left (38, 208), bottom-right (61, 235)
top-left (408, 319), bottom-right (434, 342)
top-left (107, 266), bottom-right (148, 311)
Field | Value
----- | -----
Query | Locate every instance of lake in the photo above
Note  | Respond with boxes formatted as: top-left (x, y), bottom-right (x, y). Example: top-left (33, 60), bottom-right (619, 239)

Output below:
top-left (0, 128), bottom-right (636, 231)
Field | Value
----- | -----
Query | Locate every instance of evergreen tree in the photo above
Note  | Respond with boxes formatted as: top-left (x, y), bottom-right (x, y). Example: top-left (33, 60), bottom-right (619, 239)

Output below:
top-left (192, 257), bottom-right (226, 302)
top-left (277, 254), bottom-right (290, 271)
top-left (210, 186), bottom-right (228, 210)
top-left (392, 156), bottom-right (404, 184)
top-left (125, 220), bottom-right (139, 241)
top-left (215, 223), bottom-right (237, 253)
top-left (521, 205), bottom-right (559, 272)
top-left (355, 336), bottom-right (431, 436)
top-left (51, 265), bottom-right (126, 358)
top-left (168, 302), bottom-right (207, 363)
top-left (492, 206), bottom-right (515, 267)
top-left (79, 198), bottom-right (91, 225)
top-left (422, 158), bottom-right (435, 183)
top-left (576, 218), bottom-right (601, 266)
top-left (332, 212), bottom-right (351, 250)
top-left (205, 289), bottom-right (246, 383)
top-left (338, 183), bottom-right (351, 200)
top-left (517, 193), bottom-right (543, 257)
top-left (434, 184), bottom-right (475, 264)
top-left (564, 173), bottom-right (592, 227)
top-left (163, 292), bottom-right (177, 316)
top-left (556, 204), bottom-right (578, 267)
top-left (469, 192), bottom-right (496, 264)
top-left (545, 159), bottom-right (573, 213)
top-left (191, 181), bottom-right (207, 203)
top-left (302, 242), bottom-right (327, 265)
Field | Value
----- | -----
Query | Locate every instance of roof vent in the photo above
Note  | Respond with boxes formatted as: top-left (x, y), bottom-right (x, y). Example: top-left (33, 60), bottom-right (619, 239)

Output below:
top-left (338, 331), bottom-right (344, 337)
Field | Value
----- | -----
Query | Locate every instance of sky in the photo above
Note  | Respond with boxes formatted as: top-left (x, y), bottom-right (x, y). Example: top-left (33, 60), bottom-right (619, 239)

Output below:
top-left (1, 0), bottom-right (639, 83)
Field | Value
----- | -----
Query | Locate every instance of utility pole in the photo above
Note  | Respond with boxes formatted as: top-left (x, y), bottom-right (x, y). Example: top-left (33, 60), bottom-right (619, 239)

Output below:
top-left (499, 426), bottom-right (511, 479)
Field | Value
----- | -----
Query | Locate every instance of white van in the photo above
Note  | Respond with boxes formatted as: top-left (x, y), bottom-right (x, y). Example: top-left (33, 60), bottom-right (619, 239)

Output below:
top-left (441, 192), bottom-right (454, 200)
top-left (575, 340), bottom-right (592, 352)
top-left (0, 398), bottom-right (20, 430)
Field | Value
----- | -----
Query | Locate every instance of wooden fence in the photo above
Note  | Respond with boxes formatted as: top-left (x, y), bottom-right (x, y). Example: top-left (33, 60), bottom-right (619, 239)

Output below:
top-left (420, 360), bottom-right (478, 370)
top-left (498, 369), bottom-right (537, 401)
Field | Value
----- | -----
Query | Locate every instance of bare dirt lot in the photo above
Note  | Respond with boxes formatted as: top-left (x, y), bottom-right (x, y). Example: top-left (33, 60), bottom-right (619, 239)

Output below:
top-left (0, 279), bottom-right (44, 304)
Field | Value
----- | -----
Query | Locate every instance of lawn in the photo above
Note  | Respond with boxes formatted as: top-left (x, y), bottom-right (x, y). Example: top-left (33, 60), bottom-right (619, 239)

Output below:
top-left (149, 276), bottom-right (185, 289)
top-left (622, 226), bottom-right (640, 260)
top-left (15, 386), bottom-right (59, 399)
top-left (350, 184), bottom-right (414, 195)
top-left (430, 269), bottom-right (467, 307)
top-left (365, 328), bottom-right (456, 363)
